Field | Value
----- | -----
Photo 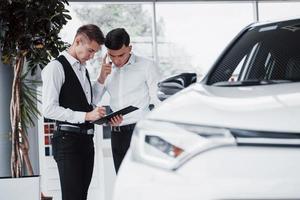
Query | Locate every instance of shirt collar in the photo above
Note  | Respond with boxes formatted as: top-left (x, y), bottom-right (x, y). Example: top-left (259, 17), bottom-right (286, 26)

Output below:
top-left (61, 51), bottom-right (85, 70)
top-left (127, 53), bottom-right (136, 65)
top-left (113, 53), bottom-right (136, 69)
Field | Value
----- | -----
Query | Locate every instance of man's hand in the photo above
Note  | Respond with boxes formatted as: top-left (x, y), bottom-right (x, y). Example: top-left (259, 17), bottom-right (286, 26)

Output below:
top-left (109, 115), bottom-right (123, 126)
top-left (98, 54), bottom-right (112, 84)
top-left (85, 106), bottom-right (106, 121)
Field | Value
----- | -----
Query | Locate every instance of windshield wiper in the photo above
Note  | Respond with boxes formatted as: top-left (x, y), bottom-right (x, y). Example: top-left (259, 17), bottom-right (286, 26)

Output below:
top-left (213, 79), bottom-right (292, 87)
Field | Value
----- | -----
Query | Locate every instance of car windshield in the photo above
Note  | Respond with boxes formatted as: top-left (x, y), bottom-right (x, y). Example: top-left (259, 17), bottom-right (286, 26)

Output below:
top-left (208, 19), bottom-right (300, 86)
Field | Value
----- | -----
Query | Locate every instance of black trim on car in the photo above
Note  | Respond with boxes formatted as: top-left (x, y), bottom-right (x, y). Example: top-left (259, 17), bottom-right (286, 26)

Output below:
top-left (230, 128), bottom-right (300, 139)
top-left (237, 143), bottom-right (300, 148)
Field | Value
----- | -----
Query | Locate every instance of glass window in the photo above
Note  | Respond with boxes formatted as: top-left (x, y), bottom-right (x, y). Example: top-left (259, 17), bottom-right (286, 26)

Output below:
top-left (59, 2), bottom-right (259, 81)
top-left (155, 2), bottom-right (254, 78)
top-left (60, 2), bottom-right (154, 80)
top-left (258, 2), bottom-right (300, 21)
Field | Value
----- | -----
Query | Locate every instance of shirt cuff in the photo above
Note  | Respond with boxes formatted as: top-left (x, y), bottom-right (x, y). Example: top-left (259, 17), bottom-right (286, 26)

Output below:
top-left (96, 80), bottom-right (104, 88)
top-left (73, 111), bottom-right (86, 123)
top-left (94, 81), bottom-right (105, 93)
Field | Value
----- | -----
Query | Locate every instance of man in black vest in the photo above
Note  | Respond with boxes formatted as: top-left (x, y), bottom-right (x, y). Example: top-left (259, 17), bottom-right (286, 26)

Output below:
top-left (42, 24), bottom-right (122, 200)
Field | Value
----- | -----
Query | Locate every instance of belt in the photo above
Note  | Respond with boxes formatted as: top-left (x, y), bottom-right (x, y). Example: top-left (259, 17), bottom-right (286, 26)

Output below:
top-left (111, 123), bottom-right (136, 133)
top-left (55, 125), bottom-right (94, 135)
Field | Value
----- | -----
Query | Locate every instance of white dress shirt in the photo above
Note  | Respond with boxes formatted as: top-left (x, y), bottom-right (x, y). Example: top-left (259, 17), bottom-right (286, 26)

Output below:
top-left (42, 51), bottom-right (103, 124)
top-left (98, 53), bottom-right (161, 125)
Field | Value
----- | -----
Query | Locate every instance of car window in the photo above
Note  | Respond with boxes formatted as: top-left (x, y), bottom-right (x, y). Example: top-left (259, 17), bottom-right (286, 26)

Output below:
top-left (208, 21), bottom-right (300, 85)
top-left (228, 55), bottom-right (246, 82)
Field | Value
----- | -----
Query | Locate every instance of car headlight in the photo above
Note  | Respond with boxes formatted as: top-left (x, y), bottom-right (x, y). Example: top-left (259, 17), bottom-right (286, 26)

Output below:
top-left (131, 120), bottom-right (236, 171)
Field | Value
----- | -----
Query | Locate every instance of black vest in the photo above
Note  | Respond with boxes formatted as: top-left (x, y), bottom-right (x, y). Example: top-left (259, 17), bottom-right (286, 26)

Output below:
top-left (56, 55), bottom-right (94, 129)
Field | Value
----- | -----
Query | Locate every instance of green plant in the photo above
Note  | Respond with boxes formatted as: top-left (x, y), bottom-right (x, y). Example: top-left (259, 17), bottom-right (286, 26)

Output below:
top-left (0, 0), bottom-right (71, 177)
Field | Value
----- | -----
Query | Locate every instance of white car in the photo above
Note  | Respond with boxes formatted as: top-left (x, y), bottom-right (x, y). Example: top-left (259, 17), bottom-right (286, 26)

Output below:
top-left (113, 18), bottom-right (300, 200)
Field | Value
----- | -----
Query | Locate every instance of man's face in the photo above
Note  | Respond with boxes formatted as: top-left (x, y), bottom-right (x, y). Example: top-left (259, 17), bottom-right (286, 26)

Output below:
top-left (107, 45), bottom-right (132, 67)
top-left (75, 35), bottom-right (101, 64)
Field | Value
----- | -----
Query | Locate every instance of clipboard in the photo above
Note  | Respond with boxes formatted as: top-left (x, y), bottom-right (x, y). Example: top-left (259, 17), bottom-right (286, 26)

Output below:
top-left (92, 106), bottom-right (139, 125)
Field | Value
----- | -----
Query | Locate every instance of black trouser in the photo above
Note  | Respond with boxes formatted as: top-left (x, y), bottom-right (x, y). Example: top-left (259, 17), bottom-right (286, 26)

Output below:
top-left (111, 124), bottom-right (136, 173)
top-left (52, 131), bottom-right (94, 200)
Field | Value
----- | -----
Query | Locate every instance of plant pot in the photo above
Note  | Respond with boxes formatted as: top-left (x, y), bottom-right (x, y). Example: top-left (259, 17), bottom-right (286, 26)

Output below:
top-left (0, 175), bottom-right (40, 199)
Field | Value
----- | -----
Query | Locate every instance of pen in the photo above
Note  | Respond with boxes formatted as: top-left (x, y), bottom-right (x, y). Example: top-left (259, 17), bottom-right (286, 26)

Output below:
top-left (91, 103), bottom-right (97, 108)
top-left (91, 103), bottom-right (107, 116)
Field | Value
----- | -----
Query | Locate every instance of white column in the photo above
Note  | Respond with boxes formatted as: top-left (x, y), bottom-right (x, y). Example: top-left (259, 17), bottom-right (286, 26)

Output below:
top-left (253, 0), bottom-right (259, 22)
top-left (151, 1), bottom-right (159, 63)
top-left (0, 53), bottom-right (13, 177)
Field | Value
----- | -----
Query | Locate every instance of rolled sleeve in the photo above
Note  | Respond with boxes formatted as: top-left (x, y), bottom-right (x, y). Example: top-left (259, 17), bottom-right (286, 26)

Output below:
top-left (147, 61), bottom-right (161, 107)
top-left (42, 60), bottom-right (87, 124)
top-left (92, 80), bottom-right (106, 104)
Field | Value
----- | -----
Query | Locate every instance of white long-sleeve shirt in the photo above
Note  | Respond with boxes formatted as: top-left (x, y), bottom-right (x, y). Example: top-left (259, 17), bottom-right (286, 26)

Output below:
top-left (42, 51), bottom-right (103, 124)
top-left (98, 53), bottom-right (161, 125)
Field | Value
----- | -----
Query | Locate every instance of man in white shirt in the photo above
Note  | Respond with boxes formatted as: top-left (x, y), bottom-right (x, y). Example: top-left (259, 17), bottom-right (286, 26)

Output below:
top-left (98, 28), bottom-right (161, 173)
top-left (42, 24), bottom-right (121, 200)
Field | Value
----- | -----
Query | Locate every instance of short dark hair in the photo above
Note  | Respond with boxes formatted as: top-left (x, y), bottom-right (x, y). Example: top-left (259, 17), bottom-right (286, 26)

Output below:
top-left (76, 24), bottom-right (105, 45)
top-left (105, 28), bottom-right (130, 50)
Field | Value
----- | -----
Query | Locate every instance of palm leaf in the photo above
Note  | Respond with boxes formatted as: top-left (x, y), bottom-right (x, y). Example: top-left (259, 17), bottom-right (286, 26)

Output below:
top-left (20, 75), bottom-right (41, 132)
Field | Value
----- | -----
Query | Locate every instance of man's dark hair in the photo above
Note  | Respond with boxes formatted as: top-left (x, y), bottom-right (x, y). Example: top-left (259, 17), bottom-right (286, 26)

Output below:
top-left (105, 28), bottom-right (130, 50)
top-left (76, 24), bottom-right (105, 45)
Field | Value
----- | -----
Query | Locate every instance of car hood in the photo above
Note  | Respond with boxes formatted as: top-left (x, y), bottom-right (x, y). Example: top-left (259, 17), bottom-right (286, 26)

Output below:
top-left (147, 82), bottom-right (300, 133)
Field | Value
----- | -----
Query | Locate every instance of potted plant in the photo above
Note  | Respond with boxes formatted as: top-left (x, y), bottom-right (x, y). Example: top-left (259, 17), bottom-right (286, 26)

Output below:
top-left (0, 0), bottom-right (71, 198)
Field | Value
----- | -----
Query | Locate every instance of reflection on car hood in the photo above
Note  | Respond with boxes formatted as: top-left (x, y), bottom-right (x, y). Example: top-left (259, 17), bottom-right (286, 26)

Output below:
top-left (147, 82), bottom-right (300, 133)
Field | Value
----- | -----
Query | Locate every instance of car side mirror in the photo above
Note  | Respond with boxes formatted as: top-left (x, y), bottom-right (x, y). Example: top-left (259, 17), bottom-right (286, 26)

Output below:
top-left (157, 73), bottom-right (197, 101)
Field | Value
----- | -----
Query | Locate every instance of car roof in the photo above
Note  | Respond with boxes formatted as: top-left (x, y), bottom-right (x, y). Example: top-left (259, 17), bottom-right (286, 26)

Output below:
top-left (248, 17), bottom-right (300, 29)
